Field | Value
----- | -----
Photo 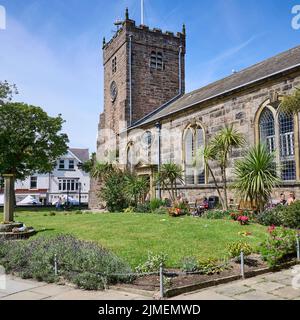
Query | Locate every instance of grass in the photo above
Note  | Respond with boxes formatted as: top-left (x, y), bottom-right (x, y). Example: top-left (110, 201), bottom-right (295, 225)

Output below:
top-left (10, 209), bottom-right (269, 268)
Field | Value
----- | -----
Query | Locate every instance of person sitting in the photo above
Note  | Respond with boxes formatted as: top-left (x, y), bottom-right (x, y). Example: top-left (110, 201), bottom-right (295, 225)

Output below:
top-left (279, 193), bottom-right (287, 206)
top-left (287, 192), bottom-right (296, 206)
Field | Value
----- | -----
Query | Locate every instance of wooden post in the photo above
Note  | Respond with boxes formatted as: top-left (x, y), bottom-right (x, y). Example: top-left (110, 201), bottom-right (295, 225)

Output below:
top-left (3, 174), bottom-right (14, 223)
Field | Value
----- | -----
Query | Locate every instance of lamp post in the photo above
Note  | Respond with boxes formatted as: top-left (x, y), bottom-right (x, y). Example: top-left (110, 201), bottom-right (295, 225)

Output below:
top-left (78, 182), bottom-right (82, 210)
top-left (156, 122), bottom-right (162, 199)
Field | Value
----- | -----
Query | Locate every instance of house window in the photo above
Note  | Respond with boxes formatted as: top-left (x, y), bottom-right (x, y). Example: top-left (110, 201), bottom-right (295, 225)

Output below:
top-left (184, 125), bottom-right (205, 185)
top-left (59, 179), bottom-right (79, 191)
top-left (59, 160), bottom-right (65, 170)
top-left (69, 159), bottom-right (75, 170)
top-left (150, 51), bottom-right (164, 70)
top-left (258, 106), bottom-right (296, 181)
top-left (112, 57), bottom-right (117, 74)
top-left (30, 176), bottom-right (37, 189)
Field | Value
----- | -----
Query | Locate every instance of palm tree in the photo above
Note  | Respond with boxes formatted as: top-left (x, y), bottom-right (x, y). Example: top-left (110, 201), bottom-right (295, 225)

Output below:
top-left (90, 162), bottom-right (115, 182)
top-left (200, 145), bottom-right (225, 209)
top-left (156, 163), bottom-right (184, 202)
top-left (211, 125), bottom-right (245, 210)
top-left (233, 143), bottom-right (280, 213)
top-left (124, 173), bottom-right (149, 206)
top-left (281, 88), bottom-right (300, 113)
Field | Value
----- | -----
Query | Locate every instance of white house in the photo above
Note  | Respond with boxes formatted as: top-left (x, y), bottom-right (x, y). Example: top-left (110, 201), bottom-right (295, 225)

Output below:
top-left (14, 148), bottom-right (90, 205)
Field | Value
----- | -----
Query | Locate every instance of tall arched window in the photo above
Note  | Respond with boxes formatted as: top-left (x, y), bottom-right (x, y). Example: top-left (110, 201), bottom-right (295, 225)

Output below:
top-left (279, 111), bottom-right (296, 181)
top-left (257, 105), bottom-right (297, 181)
top-left (127, 145), bottom-right (134, 172)
top-left (184, 125), bottom-right (206, 185)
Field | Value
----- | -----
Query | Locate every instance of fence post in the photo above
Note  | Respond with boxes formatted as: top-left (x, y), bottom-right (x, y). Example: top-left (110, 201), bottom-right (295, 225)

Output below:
top-left (240, 251), bottom-right (245, 279)
top-left (159, 263), bottom-right (164, 299)
top-left (54, 254), bottom-right (58, 276)
top-left (297, 234), bottom-right (300, 262)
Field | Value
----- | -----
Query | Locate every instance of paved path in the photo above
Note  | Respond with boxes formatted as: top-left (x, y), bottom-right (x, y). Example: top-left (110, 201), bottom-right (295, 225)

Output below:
top-left (0, 275), bottom-right (152, 300)
top-left (172, 265), bottom-right (300, 300)
top-left (1, 266), bottom-right (299, 300)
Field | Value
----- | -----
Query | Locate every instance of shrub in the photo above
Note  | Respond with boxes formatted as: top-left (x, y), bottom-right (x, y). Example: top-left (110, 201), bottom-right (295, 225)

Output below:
top-left (49, 212), bottom-right (56, 216)
top-left (257, 202), bottom-right (300, 229)
top-left (149, 198), bottom-right (166, 212)
top-left (134, 203), bottom-right (151, 213)
top-left (153, 207), bottom-right (169, 215)
top-left (237, 216), bottom-right (249, 225)
top-left (203, 210), bottom-right (230, 220)
top-left (227, 241), bottom-right (253, 259)
top-left (198, 258), bottom-right (228, 275)
top-left (123, 207), bottom-right (135, 214)
top-left (135, 252), bottom-right (168, 273)
top-left (73, 273), bottom-right (106, 290)
top-left (0, 235), bottom-right (132, 290)
top-left (181, 256), bottom-right (198, 273)
top-left (260, 227), bottom-right (297, 267)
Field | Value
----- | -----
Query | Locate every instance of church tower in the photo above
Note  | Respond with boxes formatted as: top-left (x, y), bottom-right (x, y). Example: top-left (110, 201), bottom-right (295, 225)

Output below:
top-left (97, 8), bottom-right (186, 160)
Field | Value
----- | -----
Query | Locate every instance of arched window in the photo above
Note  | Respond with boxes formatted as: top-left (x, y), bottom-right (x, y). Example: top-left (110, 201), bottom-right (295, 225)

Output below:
top-left (279, 111), bottom-right (296, 181)
top-left (127, 145), bottom-right (134, 172)
top-left (257, 105), bottom-right (297, 181)
top-left (259, 108), bottom-right (275, 153)
top-left (184, 125), bottom-right (205, 185)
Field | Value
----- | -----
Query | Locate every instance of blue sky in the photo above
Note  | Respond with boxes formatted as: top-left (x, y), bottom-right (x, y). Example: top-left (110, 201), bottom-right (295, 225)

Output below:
top-left (0, 0), bottom-right (299, 153)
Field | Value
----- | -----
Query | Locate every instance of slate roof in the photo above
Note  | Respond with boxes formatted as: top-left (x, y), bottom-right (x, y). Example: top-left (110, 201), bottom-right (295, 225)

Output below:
top-left (69, 148), bottom-right (89, 163)
top-left (133, 45), bottom-right (300, 127)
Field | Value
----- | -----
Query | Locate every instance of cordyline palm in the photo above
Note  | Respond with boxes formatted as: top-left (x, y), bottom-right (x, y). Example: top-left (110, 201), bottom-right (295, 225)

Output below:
top-left (212, 125), bottom-right (245, 210)
top-left (281, 88), bottom-right (300, 113)
top-left (90, 162), bottom-right (115, 182)
top-left (124, 172), bottom-right (149, 206)
top-left (156, 163), bottom-right (184, 202)
top-left (233, 143), bottom-right (280, 213)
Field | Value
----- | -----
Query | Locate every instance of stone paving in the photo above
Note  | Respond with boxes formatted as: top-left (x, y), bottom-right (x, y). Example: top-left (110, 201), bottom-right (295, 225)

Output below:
top-left (172, 265), bottom-right (300, 300)
top-left (1, 266), bottom-right (300, 300)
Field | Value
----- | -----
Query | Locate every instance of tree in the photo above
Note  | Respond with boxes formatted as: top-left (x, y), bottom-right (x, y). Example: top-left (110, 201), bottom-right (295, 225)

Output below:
top-left (156, 163), bottom-right (184, 202)
top-left (210, 125), bottom-right (245, 210)
top-left (0, 102), bottom-right (69, 184)
top-left (281, 88), bottom-right (300, 113)
top-left (124, 172), bottom-right (149, 206)
top-left (233, 143), bottom-right (280, 213)
top-left (0, 81), bottom-right (18, 106)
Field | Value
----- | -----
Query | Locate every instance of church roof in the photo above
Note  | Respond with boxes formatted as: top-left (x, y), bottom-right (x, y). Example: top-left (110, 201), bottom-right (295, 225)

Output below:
top-left (133, 45), bottom-right (300, 127)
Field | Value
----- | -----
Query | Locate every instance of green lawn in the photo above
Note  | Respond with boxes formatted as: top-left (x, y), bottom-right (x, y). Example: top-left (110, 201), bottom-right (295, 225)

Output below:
top-left (14, 210), bottom-right (268, 268)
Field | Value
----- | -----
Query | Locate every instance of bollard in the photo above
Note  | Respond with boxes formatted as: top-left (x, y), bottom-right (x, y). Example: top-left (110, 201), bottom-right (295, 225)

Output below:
top-left (297, 234), bottom-right (300, 262)
top-left (159, 263), bottom-right (164, 299)
top-left (54, 254), bottom-right (58, 276)
top-left (240, 251), bottom-right (245, 279)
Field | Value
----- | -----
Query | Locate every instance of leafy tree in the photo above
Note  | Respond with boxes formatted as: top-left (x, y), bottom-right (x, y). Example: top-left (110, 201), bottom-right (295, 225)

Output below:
top-left (281, 88), bottom-right (300, 113)
top-left (209, 125), bottom-right (245, 210)
top-left (124, 173), bottom-right (149, 206)
top-left (0, 81), bottom-right (18, 105)
top-left (0, 102), bottom-right (69, 183)
top-left (156, 163), bottom-right (184, 202)
top-left (233, 143), bottom-right (280, 213)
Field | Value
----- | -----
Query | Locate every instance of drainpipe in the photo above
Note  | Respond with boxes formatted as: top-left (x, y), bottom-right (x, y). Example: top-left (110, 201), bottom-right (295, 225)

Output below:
top-left (129, 35), bottom-right (133, 126)
top-left (178, 45), bottom-right (183, 95)
top-left (156, 121), bottom-right (162, 199)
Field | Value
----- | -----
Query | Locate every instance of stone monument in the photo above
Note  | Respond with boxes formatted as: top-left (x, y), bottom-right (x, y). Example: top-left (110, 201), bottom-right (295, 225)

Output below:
top-left (0, 174), bottom-right (35, 240)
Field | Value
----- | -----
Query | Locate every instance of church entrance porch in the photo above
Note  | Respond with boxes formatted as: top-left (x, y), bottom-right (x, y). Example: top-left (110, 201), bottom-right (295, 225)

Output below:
top-left (134, 163), bottom-right (157, 201)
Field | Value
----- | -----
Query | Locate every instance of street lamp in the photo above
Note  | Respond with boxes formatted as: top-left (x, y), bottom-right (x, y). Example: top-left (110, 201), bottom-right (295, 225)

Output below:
top-left (78, 182), bottom-right (82, 210)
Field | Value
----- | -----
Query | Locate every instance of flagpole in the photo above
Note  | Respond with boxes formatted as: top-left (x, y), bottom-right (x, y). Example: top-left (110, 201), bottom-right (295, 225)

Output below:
top-left (141, 0), bottom-right (144, 25)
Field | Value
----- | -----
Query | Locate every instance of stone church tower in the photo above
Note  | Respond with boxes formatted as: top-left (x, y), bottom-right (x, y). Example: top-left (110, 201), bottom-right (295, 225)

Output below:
top-left (89, 9), bottom-right (186, 208)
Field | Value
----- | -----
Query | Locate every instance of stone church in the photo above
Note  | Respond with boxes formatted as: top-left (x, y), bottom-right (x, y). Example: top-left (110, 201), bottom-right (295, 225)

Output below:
top-left (89, 9), bottom-right (300, 209)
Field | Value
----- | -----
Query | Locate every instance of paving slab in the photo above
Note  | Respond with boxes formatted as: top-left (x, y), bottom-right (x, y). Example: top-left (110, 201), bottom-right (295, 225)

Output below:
top-left (1, 291), bottom-right (50, 300)
top-left (234, 291), bottom-right (281, 300)
top-left (0, 277), bottom-right (44, 296)
top-left (215, 284), bottom-right (254, 296)
top-left (171, 290), bottom-right (234, 300)
top-left (30, 283), bottom-right (73, 296)
top-left (271, 287), bottom-right (300, 300)
top-left (248, 281), bottom-right (286, 293)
